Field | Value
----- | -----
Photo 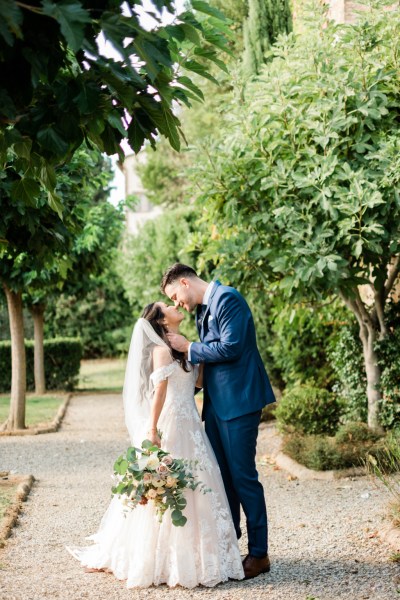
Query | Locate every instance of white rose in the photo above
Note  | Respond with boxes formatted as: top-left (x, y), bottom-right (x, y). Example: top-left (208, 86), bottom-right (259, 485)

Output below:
top-left (147, 489), bottom-right (158, 499)
top-left (146, 454), bottom-right (160, 470)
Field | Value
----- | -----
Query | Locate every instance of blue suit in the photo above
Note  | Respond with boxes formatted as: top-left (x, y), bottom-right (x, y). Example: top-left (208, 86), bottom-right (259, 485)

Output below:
top-left (190, 281), bottom-right (275, 557)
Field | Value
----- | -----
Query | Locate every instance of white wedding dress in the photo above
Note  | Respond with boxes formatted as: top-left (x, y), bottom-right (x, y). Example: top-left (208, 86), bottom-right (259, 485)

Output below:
top-left (67, 357), bottom-right (244, 588)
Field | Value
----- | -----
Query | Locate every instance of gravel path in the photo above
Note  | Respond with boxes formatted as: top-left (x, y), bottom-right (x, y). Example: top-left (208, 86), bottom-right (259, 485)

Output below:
top-left (0, 394), bottom-right (399, 600)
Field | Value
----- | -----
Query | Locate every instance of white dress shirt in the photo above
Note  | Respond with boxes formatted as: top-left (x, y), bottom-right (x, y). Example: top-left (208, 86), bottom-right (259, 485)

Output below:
top-left (188, 281), bottom-right (214, 362)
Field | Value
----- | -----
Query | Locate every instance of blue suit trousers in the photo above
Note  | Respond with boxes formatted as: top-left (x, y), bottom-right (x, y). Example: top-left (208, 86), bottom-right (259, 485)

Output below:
top-left (204, 402), bottom-right (268, 558)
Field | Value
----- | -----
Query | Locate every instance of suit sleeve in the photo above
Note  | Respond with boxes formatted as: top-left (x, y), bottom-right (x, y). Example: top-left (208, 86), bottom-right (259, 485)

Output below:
top-left (189, 292), bottom-right (247, 364)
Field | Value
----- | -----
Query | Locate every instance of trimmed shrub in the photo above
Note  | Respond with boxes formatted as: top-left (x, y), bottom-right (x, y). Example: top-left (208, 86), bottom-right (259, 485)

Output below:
top-left (283, 431), bottom-right (384, 471)
top-left (335, 422), bottom-right (380, 445)
top-left (283, 434), bottom-right (342, 471)
top-left (275, 383), bottom-right (342, 436)
top-left (0, 338), bottom-right (82, 392)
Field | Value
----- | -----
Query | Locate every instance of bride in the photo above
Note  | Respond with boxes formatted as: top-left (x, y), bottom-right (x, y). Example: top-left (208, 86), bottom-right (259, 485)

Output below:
top-left (67, 301), bottom-right (244, 588)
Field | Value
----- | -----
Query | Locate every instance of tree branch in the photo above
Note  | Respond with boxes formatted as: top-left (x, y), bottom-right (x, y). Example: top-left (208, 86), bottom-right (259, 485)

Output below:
top-left (372, 286), bottom-right (387, 339)
top-left (384, 254), bottom-right (400, 300)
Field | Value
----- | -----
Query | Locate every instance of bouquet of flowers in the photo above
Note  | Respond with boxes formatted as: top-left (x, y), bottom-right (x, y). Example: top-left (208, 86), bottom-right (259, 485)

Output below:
top-left (112, 439), bottom-right (208, 527)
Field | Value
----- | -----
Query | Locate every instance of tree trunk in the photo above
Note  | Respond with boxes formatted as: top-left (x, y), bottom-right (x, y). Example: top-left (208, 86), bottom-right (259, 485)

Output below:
top-left (340, 291), bottom-right (384, 433)
top-left (30, 304), bottom-right (46, 395)
top-left (359, 324), bottom-right (383, 432)
top-left (3, 283), bottom-right (26, 430)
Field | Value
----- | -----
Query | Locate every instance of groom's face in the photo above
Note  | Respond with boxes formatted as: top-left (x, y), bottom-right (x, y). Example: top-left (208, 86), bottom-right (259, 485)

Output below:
top-left (165, 278), bottom-right (197, 313)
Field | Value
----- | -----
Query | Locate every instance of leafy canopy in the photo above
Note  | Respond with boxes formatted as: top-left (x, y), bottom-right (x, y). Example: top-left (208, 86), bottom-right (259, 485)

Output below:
top-left (0, 0), bottom-right (232, 209)
top-left (190, 1), bottom-right (400, 303)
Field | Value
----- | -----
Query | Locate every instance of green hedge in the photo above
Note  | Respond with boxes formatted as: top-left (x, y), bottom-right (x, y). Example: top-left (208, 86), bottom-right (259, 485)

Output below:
top-left (0, 338), bottom-right (82, 392)
top-left (282, 423), bottom-right (385, 471)
top-left (275, 383), bottom-right (343, 436)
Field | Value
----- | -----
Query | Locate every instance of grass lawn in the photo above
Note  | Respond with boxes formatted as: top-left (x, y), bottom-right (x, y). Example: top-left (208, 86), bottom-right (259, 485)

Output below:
top-left (78, 358), bottom-right (126, 392)
top-left (0, 395), bottom-right (64, 428)
top-left (78, 359), bottom-right (204, 413)
top-left (0, 480), bottom-right (18, 522)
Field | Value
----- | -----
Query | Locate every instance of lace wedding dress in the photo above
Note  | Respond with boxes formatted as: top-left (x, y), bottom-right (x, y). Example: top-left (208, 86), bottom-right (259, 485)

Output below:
top-left (67, 321), bottom-right (244, 589)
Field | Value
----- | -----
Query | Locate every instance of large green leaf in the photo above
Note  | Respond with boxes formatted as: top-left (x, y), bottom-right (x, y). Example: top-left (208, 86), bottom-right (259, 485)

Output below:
top-left (183, 60), bottom-right (219, 85)
top-left (191, 1), bottom-right (226, 21)
top-left (10, 177), bottom-right (40, 206)
top-left (37, 126), bottom-right (70, 156)
top-left (0, 0), bottom-right (23, 45)
top-left (177, 76), bottom-right (204, 101)
top-left (42, 0), bottom-right (90, 52)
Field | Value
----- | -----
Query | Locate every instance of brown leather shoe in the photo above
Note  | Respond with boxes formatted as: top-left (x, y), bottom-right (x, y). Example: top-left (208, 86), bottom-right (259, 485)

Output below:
top-left (242, 554), bottom-right (270, 579)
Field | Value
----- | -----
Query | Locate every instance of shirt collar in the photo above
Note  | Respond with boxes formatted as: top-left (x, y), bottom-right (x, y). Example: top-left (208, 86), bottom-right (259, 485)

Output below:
top-left (202, 281), bottom-right (215, 306)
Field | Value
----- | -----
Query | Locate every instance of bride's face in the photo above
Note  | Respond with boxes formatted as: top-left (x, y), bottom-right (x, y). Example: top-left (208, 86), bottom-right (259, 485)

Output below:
top-left (158, 302), bottom-right (184, 329)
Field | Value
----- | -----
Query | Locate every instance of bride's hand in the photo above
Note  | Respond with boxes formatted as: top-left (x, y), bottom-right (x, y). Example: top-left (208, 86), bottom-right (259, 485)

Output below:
top-left (147, 430), bottom-right (161, 448)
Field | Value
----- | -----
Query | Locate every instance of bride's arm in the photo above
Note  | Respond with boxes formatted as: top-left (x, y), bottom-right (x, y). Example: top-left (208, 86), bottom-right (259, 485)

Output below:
top-left (147, 347), bottom-right (171, 447)
top-left (147, 381), bottom-right (167, 447)
top-left (195, 363), bottom-right (204, 389)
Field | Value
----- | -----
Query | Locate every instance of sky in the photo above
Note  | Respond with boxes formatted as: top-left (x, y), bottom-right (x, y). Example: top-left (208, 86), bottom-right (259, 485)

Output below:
top-left (104, 0), bottom-right (186, 205)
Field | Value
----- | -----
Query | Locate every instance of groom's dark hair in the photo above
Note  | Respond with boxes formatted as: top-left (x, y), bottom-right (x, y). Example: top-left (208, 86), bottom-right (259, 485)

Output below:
top-left (160, 263), bottom-right (197, 293)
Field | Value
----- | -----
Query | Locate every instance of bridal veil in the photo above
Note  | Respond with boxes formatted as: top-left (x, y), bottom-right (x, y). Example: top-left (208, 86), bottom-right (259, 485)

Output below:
top-left (122, 317), bottom-right (172, 445)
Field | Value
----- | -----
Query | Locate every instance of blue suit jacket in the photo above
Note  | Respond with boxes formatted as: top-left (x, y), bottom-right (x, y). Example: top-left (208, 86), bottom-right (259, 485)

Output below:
top-left (190, 281), bottom-right (276, 421)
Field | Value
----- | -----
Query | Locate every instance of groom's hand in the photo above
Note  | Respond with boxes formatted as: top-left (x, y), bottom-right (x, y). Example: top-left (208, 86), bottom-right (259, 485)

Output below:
top-left (167, 332), bottom-right (190, 353)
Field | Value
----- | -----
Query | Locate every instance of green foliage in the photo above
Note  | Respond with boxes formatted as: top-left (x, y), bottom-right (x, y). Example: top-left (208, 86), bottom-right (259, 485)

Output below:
top-left (0, 0), bottom-right (231, 207)
top-left (118, 207), bottom-right (203, 340)
top-left (138, 143), bottom-right (190, 208)
top-left (45, 266), bottom-right (132, 358)
top-left (0, 338), bottom-right (82, 392)
top-left (275, 383), bottom-right (342, 435)
top-left (282, 431), bottom-right (384, 471)
top-left (0, 145), bottom-right (116, 296)
top-left (267, 298), bottom-right (347, 389)
top-left (243, 0), bottom-right (292, 75)
top-left (283, 422), bottom-right (384, 471)
top-left (368, 429), bottom-right (400, 478)
top-left (330, 301), bottom-right (400, 428)
top-left (335, 421), bottom-right (380, 444)
top-left (283, 434), bottom-right (343, 471)
top-left (376, 304), bottom-right (400, 429)
top-left (189, 2), bottom-right (400, 428)
top-left (193, 2), bottom-right (400, 301)
top-left (329, 321), bottom-right (368, 422)
top-left (137, 0), bottom-right (247, 209)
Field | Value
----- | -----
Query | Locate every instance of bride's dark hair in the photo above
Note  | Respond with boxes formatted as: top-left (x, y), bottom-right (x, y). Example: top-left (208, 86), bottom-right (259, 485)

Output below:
top-left (142, 303), bottom-right (190, 372)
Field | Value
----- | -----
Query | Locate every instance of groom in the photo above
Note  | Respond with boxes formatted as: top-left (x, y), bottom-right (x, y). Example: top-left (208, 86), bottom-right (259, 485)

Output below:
top-left (161, 263), bottom-right (275, 580)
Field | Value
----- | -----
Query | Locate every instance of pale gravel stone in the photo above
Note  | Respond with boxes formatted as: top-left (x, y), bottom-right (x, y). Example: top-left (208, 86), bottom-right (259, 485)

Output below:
top-left (0, 394), bottom-right (399, 600)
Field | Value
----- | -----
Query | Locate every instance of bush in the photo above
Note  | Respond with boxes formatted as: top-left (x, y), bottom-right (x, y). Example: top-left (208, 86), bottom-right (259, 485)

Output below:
top-left (0, 338), bottom-right (82, 392)
top-left (330, 302), bottom-right (400, 429)
top-left (376, 312), bottom-right (400, 429)
top-left (335, 422), bottom-right (381, 444)
top-left (266, 300), bottom-right (347, 390)
top-left (45, 266), bottom-right (132, 358)
top-left (283, 434), bottom-right (342, 471)
top-left (275, 383), bottom-right (342, 435)
top-left (329, 324), bottom-right (367, 423)
top-left (283, 430), bottom-right (384, 471)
